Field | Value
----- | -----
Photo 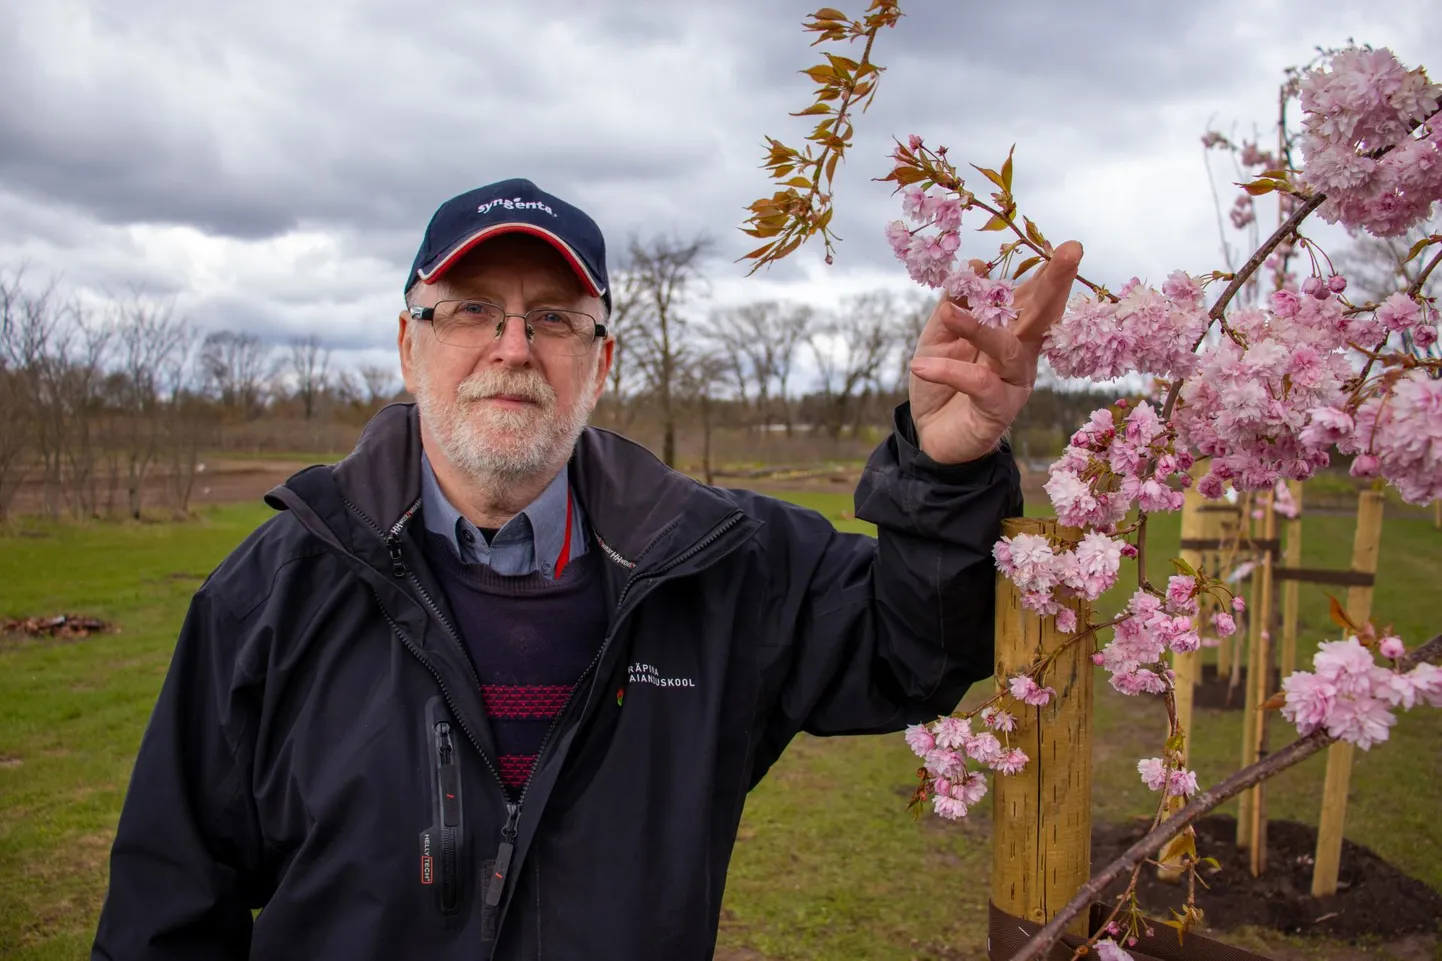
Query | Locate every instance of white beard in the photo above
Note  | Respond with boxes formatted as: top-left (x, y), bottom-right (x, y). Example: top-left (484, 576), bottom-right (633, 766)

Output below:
top-left (414, 360), bottom-right (597, 484)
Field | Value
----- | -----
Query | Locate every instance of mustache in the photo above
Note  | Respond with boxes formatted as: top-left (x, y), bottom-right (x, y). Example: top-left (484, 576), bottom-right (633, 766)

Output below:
top-left (455, 369), bottom-right (556, 408)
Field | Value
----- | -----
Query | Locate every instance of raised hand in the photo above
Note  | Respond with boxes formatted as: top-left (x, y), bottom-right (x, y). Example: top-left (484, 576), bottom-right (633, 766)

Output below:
top-left (908, 241), bottom-right (1083, 464)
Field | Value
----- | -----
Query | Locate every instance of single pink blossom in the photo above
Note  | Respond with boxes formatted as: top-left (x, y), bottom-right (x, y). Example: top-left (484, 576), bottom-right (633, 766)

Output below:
top-left (1232, 596), bottom-right (1246, 613)
top-left (923, 749), bottom-right (966, 780)
top-left (1056, 608), bottom-right (1078, 634)
top-left (1008, 674), bottom-right (1056, 706)
top-left (904, 724), bottom-right (935, 757)
top-left (1379, 635), bottom-right (1405, 659)
top-left (932, 794), bottom-right (969, 820)
top-left (932, 716), bottom-right (970, 751)
top-left (1166, 575), bottom-right (1198, 614)
top-left (992, 748), bottom-right (1029, 775)
top-left (1095, 938), bottom-right (1134, 961)
top-left (966, 731), bottom-right (1003, 765)
top-left (1213, 612), bottom-right (1237, 637)
top-left (1137, 757), bottom-right (1168, 791)
top-left (981, 706), bottom-right (1017, 733)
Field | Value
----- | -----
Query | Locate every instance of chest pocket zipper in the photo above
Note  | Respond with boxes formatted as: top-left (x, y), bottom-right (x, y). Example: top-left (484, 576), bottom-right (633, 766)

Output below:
top-left (420, 717), bottom-right (464, 918)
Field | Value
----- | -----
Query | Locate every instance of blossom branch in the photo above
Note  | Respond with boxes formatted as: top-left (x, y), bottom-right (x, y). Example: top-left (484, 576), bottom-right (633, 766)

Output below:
top-left (1006, 631), bottom-right (1442, 961)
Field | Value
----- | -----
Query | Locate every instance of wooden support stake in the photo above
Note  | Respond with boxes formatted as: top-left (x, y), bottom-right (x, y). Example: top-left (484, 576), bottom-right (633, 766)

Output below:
top-left (991, 517), bottom-right (1092, 937)
top-left (1173, 483), bottom-right (1207, 761)
top-left (1312, 490), bottom-right (1385, 898)
top-left (1228, 495), bottom-right (1252, 693)
top-left (1211, 507), bottom-right (1231, 675)
top-left (1280, 480), bottom-right (1304, 679)
top-left (1247, 494), bottom-right (1278, 876)
top-left (1236, 495), bottom-right (1262, 851)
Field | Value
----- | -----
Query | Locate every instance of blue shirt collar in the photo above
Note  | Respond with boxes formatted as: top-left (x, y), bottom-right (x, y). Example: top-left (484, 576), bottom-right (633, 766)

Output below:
top-left (419, 451), bottom-right (582, 576)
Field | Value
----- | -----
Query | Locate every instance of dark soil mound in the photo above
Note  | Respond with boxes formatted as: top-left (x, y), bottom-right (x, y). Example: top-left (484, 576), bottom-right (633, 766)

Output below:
top-left (1092, 815), bottom-right (1442, 941)
top-left (1191, 663), bottom-right (1281, 711)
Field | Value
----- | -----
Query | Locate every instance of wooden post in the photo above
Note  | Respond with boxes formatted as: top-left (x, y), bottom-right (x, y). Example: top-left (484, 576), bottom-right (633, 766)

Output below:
top-left (1280, 481), bottom-right (1304, 678)
top-left (1173, 484), bottom-right (1207, 760)
top-left (1235, 494), bottom-right (1263, 851)
top-left (1246, 494), bottom-right (1278, 876)
top-left (1228, 494), bottom-right (1252, 692)
top-left (1312, 490), bottom-right (1385, 897)
top-left (1211, 507), bottom-right (1231, 676)
top-left (991, 517), bottom-right (1092, 938)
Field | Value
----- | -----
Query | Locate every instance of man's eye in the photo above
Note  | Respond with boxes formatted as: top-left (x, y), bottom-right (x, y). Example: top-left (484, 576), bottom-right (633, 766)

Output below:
top-left (458, 302), bottom-right (494, 316)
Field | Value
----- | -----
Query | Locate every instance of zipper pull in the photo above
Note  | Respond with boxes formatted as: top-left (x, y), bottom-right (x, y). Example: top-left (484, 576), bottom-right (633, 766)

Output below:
top-left (386, 532), bottom-right (408, 577)
top-left (484, 803), bottom-right (520, 907)
top-left (436, 723), bottom-right (460, 826)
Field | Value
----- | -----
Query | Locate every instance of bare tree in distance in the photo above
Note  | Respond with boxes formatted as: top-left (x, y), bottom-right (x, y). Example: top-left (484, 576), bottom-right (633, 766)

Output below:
top-left (709, 301), bottom-right (814, 435)
top-left (676, 345), bottom-right (734, 485)
top-left (889, 289), bottom-right (935, 393)
top-left (0, 271), bottom-right (39, 519)
top-left (600, 261), bottom-right (649, 429)
top-left (358, 364), bottom-right (399, 407)
top-left (201, 330), bottom-right (273, 420)
top-left (289, 334), bottom-right (330, 420)
top-left (113, 293), bottom-right (190, 518)
top-left (622, 234), bottom-right (712, 468)
top-left (810, 290), bottom-right (899, 441)
top-left (158, 328), bottom-right (208, 515)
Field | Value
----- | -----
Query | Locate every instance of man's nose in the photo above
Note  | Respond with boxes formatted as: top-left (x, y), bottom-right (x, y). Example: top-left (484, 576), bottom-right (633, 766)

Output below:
top-left (490, 314), bottom-right (533, 365)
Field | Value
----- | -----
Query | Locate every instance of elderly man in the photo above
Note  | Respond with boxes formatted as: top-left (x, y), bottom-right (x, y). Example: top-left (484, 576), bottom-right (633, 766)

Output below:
top-left (93, 179), bottom-right (1081, 960)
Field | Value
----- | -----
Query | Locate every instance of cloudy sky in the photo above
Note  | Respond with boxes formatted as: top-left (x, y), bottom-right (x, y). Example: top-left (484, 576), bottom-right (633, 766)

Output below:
top-left (2, 0), bottom-right (1438, 379)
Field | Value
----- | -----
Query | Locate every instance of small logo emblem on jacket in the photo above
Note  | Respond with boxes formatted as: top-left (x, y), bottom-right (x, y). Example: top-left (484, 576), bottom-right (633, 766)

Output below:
top-left (421, 855), bottom-right (433, 885)
top-left (626, 662), bottom-right (696, 689)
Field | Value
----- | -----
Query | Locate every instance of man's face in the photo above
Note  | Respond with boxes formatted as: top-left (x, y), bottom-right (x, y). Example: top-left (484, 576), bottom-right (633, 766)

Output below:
top-left (398, 235), bottom-right (614, 483)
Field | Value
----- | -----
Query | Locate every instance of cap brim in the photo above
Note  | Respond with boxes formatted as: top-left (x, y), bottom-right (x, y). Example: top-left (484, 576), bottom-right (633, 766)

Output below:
top-left (414, 223), bottom-right (606, 299)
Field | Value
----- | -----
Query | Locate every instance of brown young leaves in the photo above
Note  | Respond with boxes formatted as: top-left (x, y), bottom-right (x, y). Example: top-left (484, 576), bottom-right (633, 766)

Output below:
top-left (740, 2), bottom-right (902, 273)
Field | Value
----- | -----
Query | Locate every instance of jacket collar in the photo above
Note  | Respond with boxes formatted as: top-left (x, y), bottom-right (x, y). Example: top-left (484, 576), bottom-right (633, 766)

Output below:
top-left (277, 402), bottom-right (745, 577)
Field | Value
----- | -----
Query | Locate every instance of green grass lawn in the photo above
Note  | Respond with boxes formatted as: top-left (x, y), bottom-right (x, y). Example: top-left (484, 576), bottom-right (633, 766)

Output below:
top-left (1, 493), bottom-right (1439, 960)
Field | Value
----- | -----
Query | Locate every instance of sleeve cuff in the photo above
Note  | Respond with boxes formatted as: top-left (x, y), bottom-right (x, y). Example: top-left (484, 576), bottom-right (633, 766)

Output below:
top-left (891, 402), bottom-right (1011, 486)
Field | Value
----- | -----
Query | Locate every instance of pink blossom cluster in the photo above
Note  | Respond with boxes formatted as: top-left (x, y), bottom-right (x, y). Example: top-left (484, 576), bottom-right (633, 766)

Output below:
top-left (1043, 273), bottom-right (1210, 380)
top-left (1137, 757), bottom-right (1200, 797)
top-left (1375, 292), bottom-right (1439, 350)
top-left (1281, 637), bottom-right (1442, 749)
top-left (992, 527), bottom-right (1126, 618)
top-left (1296, 47), bottom-right (1442, 237)
top-left (1094, 589), bottom-right (1201, 697)
top-left (905, 716), bottom-right (1028, 819)
top-left (1338, 371), bottom-right (1442, 503)
top-left (1045, 402), bottom-right (1188, 532)
top-left (887, 186), bottom-right (1019, 327)
top-left (1176, 286), bottom-right (1363, 493)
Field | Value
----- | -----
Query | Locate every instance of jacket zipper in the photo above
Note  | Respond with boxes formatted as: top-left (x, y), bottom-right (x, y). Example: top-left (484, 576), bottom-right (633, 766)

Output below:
top-left (362, 495), bottom-right (746, 923)
top-left (435, 721), bottom-right (461, 912)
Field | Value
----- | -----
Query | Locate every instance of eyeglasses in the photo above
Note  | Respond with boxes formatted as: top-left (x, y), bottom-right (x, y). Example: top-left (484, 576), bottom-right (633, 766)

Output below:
top-left (409, 300), bottom-right (607, 356)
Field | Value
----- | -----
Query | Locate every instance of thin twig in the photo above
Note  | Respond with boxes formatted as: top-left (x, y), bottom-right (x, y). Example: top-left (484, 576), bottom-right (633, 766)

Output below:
top-left (1006, 631), bottom-right (1442, 961)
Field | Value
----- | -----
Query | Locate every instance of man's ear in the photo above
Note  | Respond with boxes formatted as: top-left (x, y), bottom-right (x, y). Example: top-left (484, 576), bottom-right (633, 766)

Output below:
top-left (398, 311), bottom-right (418, 395)
top-left (591, 337), bottom-right (615, 403)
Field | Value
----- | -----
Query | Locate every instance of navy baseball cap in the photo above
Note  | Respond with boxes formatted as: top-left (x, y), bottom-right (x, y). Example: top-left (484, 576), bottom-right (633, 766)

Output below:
top-left (406, 178), bottom-right (610, 310)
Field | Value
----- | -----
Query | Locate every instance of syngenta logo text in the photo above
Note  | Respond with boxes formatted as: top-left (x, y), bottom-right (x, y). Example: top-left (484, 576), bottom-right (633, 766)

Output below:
top-left (626, 662), bottom-right (696, 689)
top-left (478, 197), bottom-right (556, 217)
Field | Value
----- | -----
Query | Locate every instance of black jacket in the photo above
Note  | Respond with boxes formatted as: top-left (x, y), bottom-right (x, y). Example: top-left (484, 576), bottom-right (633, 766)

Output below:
top-left (92, 402), bottom-right (1021, 960)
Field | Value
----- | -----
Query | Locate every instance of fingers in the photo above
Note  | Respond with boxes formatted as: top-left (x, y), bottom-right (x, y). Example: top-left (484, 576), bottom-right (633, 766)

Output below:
top-left (937, 303), bottom-right (1033, 385)
top-left (909, 355), bottom-right (1009, 410)
top-left (1012, 239), bottom-right (1083, 341)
